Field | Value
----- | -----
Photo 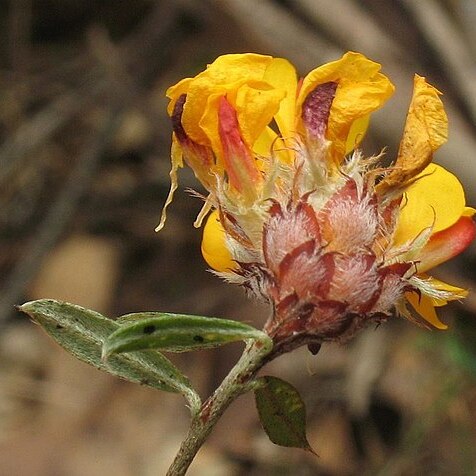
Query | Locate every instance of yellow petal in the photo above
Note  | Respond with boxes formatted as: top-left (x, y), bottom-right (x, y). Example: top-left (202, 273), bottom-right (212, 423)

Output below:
top-left (345, 114), bottom-right (370, 154)
top-left (253, 126), bottom-right (278, 157)
top-left (201, 210), bottom-right (236, 271)
top-left (198, 91), bottom-right (228, 165)
top-left (378, 75), bottom-right (448, 192)
top-left (253, 126), bottom-right (293, 165)
top-left (199, 85), bottom-right (286, 167)
top-left (297, 52), bottom-right (394, 162)
top-left (406, 291), bottom-right (448, 329)
top-left (393, 164), bottom-right (466, 246)
top-left (263, 58), bottom-right (298, 142)
top-left (166, 77), bottom-right (193, 116)
top-left (235, 84), bottom-right (286, 149)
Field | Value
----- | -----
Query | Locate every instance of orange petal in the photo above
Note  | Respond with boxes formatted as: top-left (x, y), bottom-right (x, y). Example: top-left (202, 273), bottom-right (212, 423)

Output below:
top-left (170, 94), bottom-right (217, 191)
top-left (418, 215), bottom-right (476, 272)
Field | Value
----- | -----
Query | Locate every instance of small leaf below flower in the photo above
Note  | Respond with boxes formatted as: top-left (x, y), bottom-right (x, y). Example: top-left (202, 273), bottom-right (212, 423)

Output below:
top-left (254, 376), bottom-right (315, 453)
top-left (104, 312), bottom-right (271, 356)
top-left (19, 300), bottom-right (200, 412)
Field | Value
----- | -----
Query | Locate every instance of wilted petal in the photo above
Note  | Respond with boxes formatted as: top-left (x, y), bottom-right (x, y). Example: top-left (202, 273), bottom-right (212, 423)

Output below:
top-left (422, 276), bottom-right (468, 305)
top-left (378, 75), bottom-right (447, 193)
top-left (166, 77), bottom-right (193, 116)
top-left (156, 135), bottom-right (183, 232)
top-left (393, 164), bottom-right (467, 246)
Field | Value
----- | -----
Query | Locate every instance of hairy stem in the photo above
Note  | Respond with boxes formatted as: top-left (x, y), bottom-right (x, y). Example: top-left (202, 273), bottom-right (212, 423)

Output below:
top-left (166, 340), bottom-right (272, 475)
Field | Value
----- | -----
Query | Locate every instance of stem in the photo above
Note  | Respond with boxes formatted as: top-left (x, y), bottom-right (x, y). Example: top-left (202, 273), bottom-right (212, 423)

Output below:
top-left (166, 340), bottom-right (272, 475)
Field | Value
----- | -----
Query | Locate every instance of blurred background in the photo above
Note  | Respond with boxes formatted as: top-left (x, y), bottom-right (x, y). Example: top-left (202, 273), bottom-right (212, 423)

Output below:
top-left (0, 0), bottom-right (475, 474)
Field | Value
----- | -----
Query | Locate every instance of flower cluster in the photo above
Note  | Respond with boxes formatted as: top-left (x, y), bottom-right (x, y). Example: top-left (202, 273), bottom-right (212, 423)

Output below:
top-left (159, 52), bottom-right (475, 346)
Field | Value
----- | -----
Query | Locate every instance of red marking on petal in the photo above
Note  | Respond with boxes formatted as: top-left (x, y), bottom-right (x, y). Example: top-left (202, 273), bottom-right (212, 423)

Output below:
top-left (418, 216), bottom-right (476, 272)
top-left (171, 93), bottom-right (215, 182)
top-left (218, 96), bottom-right (262, 192)
top-left (302, 81), bottom-right (338, 139)
top-left (171, 94), bottom-right (188, 142)
top-left (296, 77), bottom-right (304, 98)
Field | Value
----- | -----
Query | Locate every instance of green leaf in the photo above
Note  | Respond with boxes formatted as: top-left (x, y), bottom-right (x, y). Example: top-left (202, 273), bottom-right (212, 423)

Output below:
top-left (254, 376), bottom-right (315, 453)
top-left (104, 312), bottom-right (270, 356)
top-left (20, 300), bottom-right (200, 411)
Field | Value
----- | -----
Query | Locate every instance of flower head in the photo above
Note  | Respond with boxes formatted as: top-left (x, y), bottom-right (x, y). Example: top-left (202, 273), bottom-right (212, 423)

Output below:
top-left (159, 52), bottom-right (475, 349)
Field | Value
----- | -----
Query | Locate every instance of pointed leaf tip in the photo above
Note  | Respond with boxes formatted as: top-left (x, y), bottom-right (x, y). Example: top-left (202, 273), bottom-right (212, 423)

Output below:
top-left (254, 376), bottom-right (315, 454)
top-left (105, 312), bottom-right (272, 356)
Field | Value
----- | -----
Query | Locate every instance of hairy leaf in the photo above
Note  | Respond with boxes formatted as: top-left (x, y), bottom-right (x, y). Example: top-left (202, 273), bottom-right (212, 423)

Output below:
top-left (20, 300), bottom-right (200, 411)
top-left (104, 312), bottom-right (270, 356)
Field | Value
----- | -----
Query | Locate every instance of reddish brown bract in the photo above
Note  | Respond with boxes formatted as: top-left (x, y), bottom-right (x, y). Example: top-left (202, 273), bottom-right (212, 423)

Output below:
top-left (254, 177), bottom-right (413, 346)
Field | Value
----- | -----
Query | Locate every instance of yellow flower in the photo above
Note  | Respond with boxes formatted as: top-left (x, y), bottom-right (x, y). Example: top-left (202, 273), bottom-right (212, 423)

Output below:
top-left (159, 52), bottom-right (475, 344)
